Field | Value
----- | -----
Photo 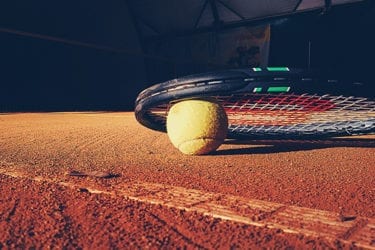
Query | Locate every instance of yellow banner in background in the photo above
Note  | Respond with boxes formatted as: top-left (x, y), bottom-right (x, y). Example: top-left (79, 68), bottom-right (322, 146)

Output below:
top-left (190, 25), bottom-right (271, 68)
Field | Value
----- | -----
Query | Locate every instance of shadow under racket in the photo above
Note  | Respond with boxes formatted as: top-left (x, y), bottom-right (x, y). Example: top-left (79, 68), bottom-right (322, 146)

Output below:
top-left (213, 137), bottom-right (375, 155)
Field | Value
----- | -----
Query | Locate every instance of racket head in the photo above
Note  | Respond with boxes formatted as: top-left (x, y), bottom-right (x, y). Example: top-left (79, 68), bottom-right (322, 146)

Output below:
top-left (135, 67), bottom-right (374, 139)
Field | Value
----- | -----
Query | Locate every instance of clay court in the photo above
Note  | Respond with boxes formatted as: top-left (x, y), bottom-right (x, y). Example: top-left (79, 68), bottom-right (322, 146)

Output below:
top-left (1, 1), bottom-right (375, 248)
top-left (0, 112), bottom-right (374, 248)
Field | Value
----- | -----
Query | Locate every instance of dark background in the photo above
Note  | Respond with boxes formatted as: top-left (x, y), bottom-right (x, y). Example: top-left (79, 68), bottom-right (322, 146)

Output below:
top-left (0, 1), bottom-right (374, 111)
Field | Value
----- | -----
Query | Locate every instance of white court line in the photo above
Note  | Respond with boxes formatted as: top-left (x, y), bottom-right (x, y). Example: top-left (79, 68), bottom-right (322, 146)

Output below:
top-left (0, 169), bottom-right (374, 249)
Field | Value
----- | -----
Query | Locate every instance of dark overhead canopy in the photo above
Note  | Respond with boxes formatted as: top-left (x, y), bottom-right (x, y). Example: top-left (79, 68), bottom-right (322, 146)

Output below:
top-left (127, 0), bottom-right (365, 39)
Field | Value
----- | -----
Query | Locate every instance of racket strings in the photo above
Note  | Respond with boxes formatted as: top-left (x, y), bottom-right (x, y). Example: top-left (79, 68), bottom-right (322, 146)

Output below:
top-left (220, 94), bottom-right (337, 126)
top-left (146, 93), bottom-right (375, 136)
top-left (221, 94), bottom-right (374, 136)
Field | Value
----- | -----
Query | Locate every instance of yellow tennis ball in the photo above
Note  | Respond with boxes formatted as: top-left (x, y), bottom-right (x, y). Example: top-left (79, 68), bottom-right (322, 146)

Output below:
top-left (166, 99), bottom-right (228, 155)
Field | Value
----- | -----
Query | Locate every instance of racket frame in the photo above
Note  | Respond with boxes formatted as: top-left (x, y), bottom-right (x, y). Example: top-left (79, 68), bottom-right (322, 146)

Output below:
top-left (135, 68), bottom-right (373, 138)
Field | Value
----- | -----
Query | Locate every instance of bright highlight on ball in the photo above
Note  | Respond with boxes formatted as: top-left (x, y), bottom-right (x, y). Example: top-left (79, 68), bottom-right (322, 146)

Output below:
top-left (166, 99), bottom-right (228, 155)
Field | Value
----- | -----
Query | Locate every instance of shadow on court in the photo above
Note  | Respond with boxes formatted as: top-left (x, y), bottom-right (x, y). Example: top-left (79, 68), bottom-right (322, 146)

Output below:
top-left (215, 138), bottom-right (375, 155)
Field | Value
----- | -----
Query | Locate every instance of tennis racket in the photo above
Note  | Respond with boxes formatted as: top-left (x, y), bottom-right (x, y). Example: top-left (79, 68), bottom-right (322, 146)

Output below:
top-left (135, 67), bottom-right (374, 139)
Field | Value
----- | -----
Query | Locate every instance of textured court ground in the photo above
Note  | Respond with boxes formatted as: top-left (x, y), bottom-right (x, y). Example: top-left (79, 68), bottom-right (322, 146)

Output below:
top-left (0, 112), bottom-right (374, 248)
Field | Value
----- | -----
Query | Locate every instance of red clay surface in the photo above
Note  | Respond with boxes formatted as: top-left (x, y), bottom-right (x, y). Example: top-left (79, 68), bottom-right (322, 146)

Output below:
top-left (0, 112), bottom-right (374, 248)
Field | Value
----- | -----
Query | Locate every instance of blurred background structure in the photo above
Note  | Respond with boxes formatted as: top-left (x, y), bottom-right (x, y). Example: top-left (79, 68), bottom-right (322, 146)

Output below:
top-left (0, 0), bottom-right (374, 111)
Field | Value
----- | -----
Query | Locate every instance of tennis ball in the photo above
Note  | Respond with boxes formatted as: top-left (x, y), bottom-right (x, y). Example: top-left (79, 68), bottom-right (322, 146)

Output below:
top-left (166, 99), bottom-right (228, 155)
